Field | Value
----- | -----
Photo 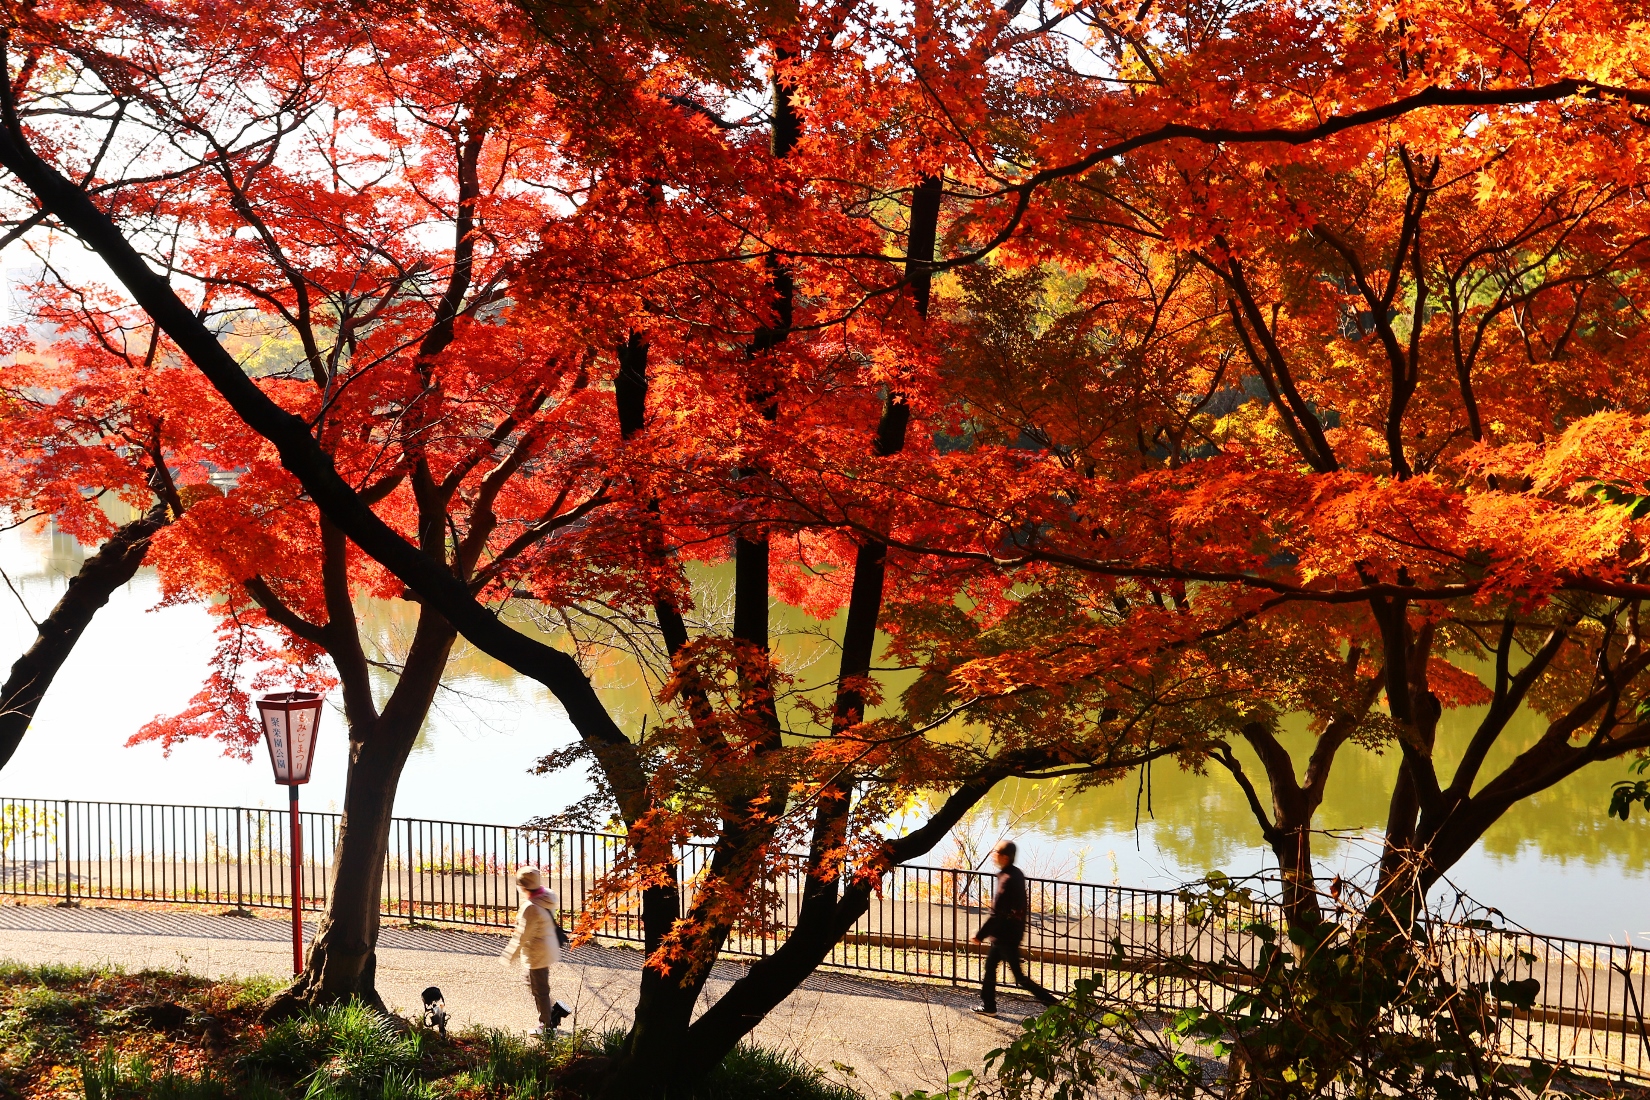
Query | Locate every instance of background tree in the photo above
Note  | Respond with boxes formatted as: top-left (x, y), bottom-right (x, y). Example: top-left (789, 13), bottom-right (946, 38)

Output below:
top-left (57, 15), bottom-right (616, 1013)
top-left (909, 85), bottom-right (1650, 933)
top-left (0, 276), bottom-right (217, 768)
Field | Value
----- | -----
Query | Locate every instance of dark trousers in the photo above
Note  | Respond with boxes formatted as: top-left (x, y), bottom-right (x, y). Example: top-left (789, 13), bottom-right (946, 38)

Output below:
top-left (981, 933), bottom-right (1056, 1011)
top-left (527, 967), bottom-right (553, 1030)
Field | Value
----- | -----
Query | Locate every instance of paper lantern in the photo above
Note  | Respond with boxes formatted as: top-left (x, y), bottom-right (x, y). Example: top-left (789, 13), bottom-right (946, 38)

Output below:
top-left (255, 691), bottom-right (324, 785)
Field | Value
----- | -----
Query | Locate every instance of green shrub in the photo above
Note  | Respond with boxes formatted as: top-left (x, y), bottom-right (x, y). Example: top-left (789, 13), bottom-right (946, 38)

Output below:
top-left (1, 981), bottom-right (91, 1065)
top-left (306, 1002), bottom-right (423, 1096)
top-left (440, 1028), bottom-right (561, 1099)
top-left (367, 1067), bottom-right (434, 1100)
top-left (242, 1014), bottom-right (324, 1078)
top-left (78, 1046), bottom-right (129, 1100)
top-left (897, 874), bottom-right (1648, 1100)
top-left (14, 984), bottom-right (88, 1022)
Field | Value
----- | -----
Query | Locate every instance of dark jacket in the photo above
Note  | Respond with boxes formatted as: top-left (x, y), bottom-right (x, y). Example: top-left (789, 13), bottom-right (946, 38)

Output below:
top-left (976, 864), bottom-right (1029, 942)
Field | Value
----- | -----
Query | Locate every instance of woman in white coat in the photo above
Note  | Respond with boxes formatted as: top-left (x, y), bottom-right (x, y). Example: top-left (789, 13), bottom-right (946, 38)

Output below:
top-left (500, 865), bottom-right (570, 1035)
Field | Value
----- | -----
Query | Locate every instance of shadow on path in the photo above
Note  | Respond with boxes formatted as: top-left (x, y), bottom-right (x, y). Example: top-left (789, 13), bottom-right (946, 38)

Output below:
top-left (0, 904), bottom-right (992, 1008)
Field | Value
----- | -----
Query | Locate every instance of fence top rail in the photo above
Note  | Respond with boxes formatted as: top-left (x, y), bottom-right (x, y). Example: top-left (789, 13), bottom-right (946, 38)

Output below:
top-left (4, 795), bottom-right (1639, 959)
top-left (0, 797), bottom-right (341, 818)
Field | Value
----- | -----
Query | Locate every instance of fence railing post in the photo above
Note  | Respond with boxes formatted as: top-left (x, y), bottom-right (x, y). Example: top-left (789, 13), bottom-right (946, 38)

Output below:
top-left (405, 818), bottom-right (415, 926)
top-left (59, 799), bottom-right (73, 907)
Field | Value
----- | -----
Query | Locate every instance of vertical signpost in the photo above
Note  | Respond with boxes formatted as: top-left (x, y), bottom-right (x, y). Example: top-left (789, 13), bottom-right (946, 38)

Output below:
top-left (255, 691), bottom-right (324, 976)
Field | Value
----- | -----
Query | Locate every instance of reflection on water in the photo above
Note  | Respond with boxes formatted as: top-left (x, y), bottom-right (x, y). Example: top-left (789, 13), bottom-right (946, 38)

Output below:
top-left (1, 522), bottom-right (1645, 942)
top-left (979, 703), bottom-right (1650, 870)
top-left (0, 522), bottom-right (589, 825)
top-left (960, 706), bottom-right (1650, 943)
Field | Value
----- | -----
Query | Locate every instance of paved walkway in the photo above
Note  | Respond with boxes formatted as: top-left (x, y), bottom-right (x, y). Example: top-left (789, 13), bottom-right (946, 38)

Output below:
top-left (0, 904), bottom-right (1044, 1096)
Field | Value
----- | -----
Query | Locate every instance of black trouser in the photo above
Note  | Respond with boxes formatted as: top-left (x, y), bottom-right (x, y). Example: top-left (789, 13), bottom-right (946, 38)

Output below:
top-left (981, 928), bottom-right (1056, 1011)
top-left (527, 967), bottom-right (554, 1031)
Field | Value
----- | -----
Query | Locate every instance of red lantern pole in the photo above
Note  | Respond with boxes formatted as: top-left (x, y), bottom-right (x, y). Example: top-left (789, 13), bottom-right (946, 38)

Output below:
top-left (289, 783), bottom-right (303, 975)
top-left (256, 690), bottom-right (323, 980)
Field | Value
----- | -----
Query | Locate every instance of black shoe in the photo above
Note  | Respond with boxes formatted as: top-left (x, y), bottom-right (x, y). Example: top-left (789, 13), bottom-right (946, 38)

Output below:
top-left (972, 1005), bottom-right (997, 1016)
top-left (548, 1000), bottom-right (572, 1029)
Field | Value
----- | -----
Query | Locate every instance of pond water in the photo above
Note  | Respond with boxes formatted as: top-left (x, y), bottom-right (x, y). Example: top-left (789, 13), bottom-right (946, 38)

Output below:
top-left (1, 523), bottom-right (1645, 944)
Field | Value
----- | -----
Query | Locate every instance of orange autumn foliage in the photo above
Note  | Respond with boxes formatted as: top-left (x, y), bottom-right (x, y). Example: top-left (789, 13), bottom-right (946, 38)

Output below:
top-left (3, 0), bottom-right (1650, 1089)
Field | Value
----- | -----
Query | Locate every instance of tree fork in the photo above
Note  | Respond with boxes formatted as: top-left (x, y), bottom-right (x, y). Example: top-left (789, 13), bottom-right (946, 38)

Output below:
top-left (676, 760), bottom-right (1053, 1075)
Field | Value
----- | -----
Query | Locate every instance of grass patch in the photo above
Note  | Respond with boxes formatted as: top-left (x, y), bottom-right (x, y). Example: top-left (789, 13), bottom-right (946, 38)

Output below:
top-left (702, 1043), bottom-right (863, 1100)
top-left (444, 1028), bottom-right (859, 1100)
top-left (0, 958), bottom-right (861, 1099)
top-left (241, 1001), bottom-right (430, 1098)
top-left (79, 1047), bottom-right (261, 1100)
top-left (225, 973), bottom-right (286, 1011)
top-left (443, 1030), bottom-right (558, 1099)
top-left (0, 959), bottom-right (104, 986)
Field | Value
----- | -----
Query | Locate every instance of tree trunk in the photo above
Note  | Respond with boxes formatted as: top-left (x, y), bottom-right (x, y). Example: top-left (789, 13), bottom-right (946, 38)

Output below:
top-left (601, 798), bottom-right (789, 1095)
top-left (676, 888), bottom-right (872, 1082)
top-left (1369, 605), bottom-right (1440, 931)
top-left (673, 781), bottom-right (993, 1086)
top-left (600, 971), bottom-right (705, 1095)
top-left (599, 778), bottom-right (1010, 1096)
top-left (591, 803), bottom-right (909, 1093)
top-left (0, 505), bottom-right (166, 769)
top-left (594, 164), bottom-right (944, 1100)
top-left (268, 728), bottom-right (412, 1013)
top-left (264, 611), bottom-right (456, 1016)
top-left (1230, 714), bottom-right (1378, 937)
top-left (1273, 823), bottom-right (1320, 932)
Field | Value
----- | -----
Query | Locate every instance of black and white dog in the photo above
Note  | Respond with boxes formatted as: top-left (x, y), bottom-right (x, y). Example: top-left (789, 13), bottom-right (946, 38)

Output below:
top-left (421, 986), bottom-right (449, 1037)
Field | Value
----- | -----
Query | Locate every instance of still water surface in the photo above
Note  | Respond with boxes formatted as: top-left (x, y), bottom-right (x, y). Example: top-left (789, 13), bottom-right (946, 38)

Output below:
top-left (1, 523), bottom-right (1644, 943)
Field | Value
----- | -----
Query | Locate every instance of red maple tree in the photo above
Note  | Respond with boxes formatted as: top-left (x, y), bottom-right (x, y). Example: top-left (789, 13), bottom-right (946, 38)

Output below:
top-left (2, 0), bottom-right (1649, 1094)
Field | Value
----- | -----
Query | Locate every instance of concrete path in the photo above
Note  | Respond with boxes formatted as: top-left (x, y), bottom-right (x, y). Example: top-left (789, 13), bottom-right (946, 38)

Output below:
top-left (0, 904), bottom-right (1045, 1097)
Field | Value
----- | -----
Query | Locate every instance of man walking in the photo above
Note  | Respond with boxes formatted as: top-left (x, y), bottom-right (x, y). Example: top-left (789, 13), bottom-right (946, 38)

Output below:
top-left (972, 840), bottom-right (1057, 1016)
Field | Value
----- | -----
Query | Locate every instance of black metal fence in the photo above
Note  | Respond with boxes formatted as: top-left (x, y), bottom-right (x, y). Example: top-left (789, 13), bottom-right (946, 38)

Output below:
top-left (1, 797), bottom-right (1645, 1079)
